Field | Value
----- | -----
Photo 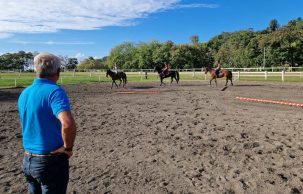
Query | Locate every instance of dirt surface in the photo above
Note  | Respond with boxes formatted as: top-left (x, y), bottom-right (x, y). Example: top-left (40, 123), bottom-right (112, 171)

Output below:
top-left (0, 80), bottom-right (303, 194)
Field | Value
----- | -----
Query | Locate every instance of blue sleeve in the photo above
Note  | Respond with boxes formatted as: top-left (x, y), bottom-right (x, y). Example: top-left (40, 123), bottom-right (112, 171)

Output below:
top-left (50, 88), bottom-right (71, 117)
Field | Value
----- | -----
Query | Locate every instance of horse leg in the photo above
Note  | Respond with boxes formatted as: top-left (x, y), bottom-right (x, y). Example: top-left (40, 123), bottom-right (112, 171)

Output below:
top-left (170, 77), bottom-right (173, 86)
top-left (230, 78), bottom-right (233, 86)
top-left (174, 75), bottom-right (178, 84)
top-left (119, 78), bottom-right (122, 87)
top-left (113, 80), bottom-right (118, 88)
top-left (225, 78), bottom-right (228, 86)
top-left (160, 77), bottom-right (166, 86)
top-left (210, 77), bottom-right (216, 86)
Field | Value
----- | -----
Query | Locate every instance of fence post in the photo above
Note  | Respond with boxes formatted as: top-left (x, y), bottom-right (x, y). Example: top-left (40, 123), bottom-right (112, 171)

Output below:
top-left (192, 68), bottom-right (195, 78)
top-left (15, 78), bottom-right (17, 87)
top-left (73, 69), bottom-right (75, 77)
top-left (61, 77), bottom-right (63, 84)
top-left (281, 70), bottom-right (285, 82)
top-left (238, 71), bottom-right (240, 80)
top-left (140, 69), bottom-right (143, 81)
top-left (99, 75), bottom-right (101, 82)
top-left (265, 71), bottom-right (268, 80)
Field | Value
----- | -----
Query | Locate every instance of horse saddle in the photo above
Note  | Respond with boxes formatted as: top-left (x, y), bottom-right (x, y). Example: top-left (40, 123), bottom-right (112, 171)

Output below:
top-left (116, 71), bottom-right (123, 75)
top-left (216, 70), bottom-right (222, 77)
top-left (163, 70), bottom-right (170, 76)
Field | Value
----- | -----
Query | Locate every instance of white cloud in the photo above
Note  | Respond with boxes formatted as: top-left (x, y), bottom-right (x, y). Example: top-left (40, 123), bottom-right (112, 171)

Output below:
top-left (74, 52), bottom-right (85, 59)
top-left (72, 52), bottom-right (86, 62)
top-left (0, 32), bottom-right (14, 39)
top-left (175, 3), bottom-right (219, 9)
top-left (0, 0), bottom-right (218, 37)
top-left (74, 52), bottom-right (85, 58)
top-left (10, 40), bottom-right (95, 45)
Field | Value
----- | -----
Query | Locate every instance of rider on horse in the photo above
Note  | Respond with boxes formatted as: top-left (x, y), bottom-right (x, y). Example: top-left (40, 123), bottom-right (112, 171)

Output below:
top-left (215, 61), bottom-right (221, 77)
top-left (162, 62), bottom-right (170, 76)
top-left (114, 63), bottom-right (118, 74)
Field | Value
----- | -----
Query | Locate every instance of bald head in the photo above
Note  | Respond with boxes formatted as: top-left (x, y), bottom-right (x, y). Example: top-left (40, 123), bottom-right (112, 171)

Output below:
top-left (34, 53), bottom-right (61, 78)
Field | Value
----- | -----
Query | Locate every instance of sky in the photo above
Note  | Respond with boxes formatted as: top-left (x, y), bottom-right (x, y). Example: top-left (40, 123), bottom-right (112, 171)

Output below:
top-left (0, 0), bottom-right (302, 60)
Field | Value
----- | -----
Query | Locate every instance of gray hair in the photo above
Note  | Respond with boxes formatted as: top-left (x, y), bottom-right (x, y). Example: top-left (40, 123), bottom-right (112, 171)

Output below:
top-left (34, 52), bottom-right (61, 77)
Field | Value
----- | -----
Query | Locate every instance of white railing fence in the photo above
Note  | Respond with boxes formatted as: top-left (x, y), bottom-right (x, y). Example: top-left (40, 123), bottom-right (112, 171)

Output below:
top-left (1, 68), bottom-right (303, 88)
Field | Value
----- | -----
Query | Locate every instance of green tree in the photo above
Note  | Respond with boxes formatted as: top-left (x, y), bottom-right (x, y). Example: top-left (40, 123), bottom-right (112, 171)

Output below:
top-left (0, 51), bottom-right (33, 70)
top-left (65, 58), bottom-right (78, 69)
top-left (105, 42), bottom-right (138, 69)
top-left (152, 41), bottom-right (174, 65)
top-left (190, 35), bottom-right (199, 46)
top-left (77, 57), bottom-right (104, 70)
top-left (269, 19), bottom-right (279, 32)
top-left (136, 41), bottom-right (162, 69)
top-left (287, 17), bottom-right (303, 30)
top-left (171, 44), bottom-right (194, 69)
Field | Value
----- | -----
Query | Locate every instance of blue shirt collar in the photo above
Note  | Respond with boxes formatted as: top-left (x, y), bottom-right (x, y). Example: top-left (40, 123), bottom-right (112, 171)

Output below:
top-left (33, 78), bottom-right (57, 85)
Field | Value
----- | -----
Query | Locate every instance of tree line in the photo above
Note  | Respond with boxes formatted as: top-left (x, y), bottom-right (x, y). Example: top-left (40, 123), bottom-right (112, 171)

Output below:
top-left (1, 18), bottom-right (302, 71)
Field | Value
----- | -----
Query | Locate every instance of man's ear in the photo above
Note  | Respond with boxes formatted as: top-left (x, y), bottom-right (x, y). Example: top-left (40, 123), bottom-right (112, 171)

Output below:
top-left (57, 68), bottom-right (60, 76)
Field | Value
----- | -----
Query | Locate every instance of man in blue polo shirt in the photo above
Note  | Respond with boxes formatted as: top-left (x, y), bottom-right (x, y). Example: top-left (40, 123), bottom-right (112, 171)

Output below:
top-left (18, 52), bottom-right (77, 194)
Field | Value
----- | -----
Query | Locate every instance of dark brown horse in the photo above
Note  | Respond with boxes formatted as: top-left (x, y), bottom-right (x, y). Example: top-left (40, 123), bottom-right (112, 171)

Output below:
top-left (154, 66), bottom-right (179, 86)
top-left (106, 69), bottom-right (127, 89)
top-left (205, 67), bottom-right (233, 86)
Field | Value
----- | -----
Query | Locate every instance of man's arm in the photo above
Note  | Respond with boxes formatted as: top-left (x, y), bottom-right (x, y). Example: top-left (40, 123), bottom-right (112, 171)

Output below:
top-left (52, 111), bottom-right (76, 158)
top-left (59, 111), bottom-right (76, 149)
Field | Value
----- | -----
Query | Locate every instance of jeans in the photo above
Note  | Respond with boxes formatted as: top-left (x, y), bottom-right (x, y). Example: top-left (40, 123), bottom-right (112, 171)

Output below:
top-left (22, 153), bottom-right (69, 194)
top-left (215, 69), bottom-right (220, 77)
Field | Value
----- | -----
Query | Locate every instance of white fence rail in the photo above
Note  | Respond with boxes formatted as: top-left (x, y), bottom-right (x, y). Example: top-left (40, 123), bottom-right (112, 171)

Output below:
top-left (1, 70), bottom-right (303, 88)
top-left (2, 66), bottom-right (303, 73)
top-left (232, 71), bottom-right (303, 81)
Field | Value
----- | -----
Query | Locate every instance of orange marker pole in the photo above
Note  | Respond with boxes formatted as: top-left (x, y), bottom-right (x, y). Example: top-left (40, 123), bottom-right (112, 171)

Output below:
top-left (236, 97), bottom-right (303, 108)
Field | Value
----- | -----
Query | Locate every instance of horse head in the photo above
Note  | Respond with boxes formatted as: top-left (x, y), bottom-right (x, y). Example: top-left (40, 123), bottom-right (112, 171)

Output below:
top-left (205, 66), bottom-right (212, 74)
top-left (154, 66), bottom-right (162, 74)
top-left (106, 69), bottom-right (110, 77)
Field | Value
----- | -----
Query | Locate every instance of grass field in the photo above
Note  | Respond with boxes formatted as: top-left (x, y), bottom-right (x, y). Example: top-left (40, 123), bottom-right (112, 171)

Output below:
top-left (0, 71), bottom-right (302, 88)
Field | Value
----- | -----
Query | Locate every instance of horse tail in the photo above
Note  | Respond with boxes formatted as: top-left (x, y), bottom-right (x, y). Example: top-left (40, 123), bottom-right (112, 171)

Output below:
top-left (124, 73), bottom-right (127, 84)
top-left (229, 70), bottom-right (233, 79)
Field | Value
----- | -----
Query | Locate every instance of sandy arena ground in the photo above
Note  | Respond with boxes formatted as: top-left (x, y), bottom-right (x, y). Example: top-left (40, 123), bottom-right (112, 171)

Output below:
top-left (0, 79), bottom-right (303, 194)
